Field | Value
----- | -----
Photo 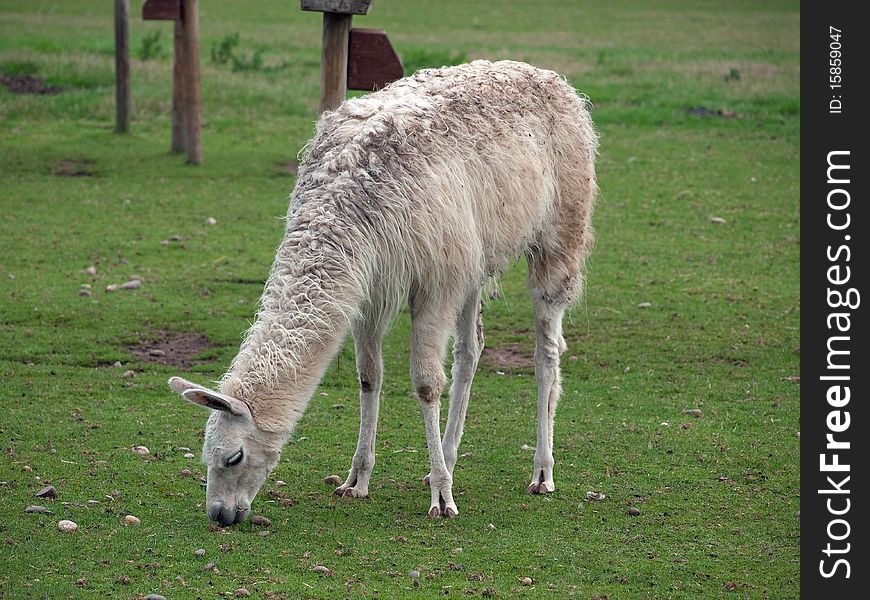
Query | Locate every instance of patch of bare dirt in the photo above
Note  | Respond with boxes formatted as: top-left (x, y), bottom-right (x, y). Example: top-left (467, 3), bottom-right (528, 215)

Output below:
top-left (128, 332), bottom-right (217, 368)
top-left (1, 74), bottom-right (62, 95)
top-left (481, 343), bottom-right (534, 371)
top-left (279, 160), bottom-right (299, 175)
top-left (54, 159), bottom-right (97, 177)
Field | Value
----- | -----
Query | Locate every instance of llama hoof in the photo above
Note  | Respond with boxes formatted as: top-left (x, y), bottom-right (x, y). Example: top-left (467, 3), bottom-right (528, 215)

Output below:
top-left (429, 503), bottom-right (458, 518)
top-left (427, 504), bottom-right (458, 518)
top-left (428, 491), bottom-right (459, 518)
top-left (527, 480), bottom-right (555, 494)
top-left (334, 486), bottom-right (368, 498)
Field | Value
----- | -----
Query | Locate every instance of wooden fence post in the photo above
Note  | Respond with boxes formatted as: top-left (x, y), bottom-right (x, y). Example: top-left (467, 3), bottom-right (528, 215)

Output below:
top-left (114, 0), bottom-right (130, 133)
top-left (319, 12), bottom-right (352, 114)
top-left (171, 18), bottom-right (186, 153)
top-left (180, 0), bottom-right (201, 164)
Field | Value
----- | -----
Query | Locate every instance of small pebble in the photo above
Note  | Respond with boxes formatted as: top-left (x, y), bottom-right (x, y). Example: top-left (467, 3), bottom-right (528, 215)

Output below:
top-left (23, 465), bottom-right (32, 472)
top-left (452, 547), bottom-right (463, 555)
top-left (122, 370), bottom-right (135, 379)
top-left (169, 235), bottom-right (182, 242)
top-left (628, 507), bottom-right (641, 516)
top-left (637, 302), bottom-right (652, 308)
top-left (105, 284), bottom-right (117, 292)
top-left (250, 515), bottom-right (271, 527)
top-left (183, 453), bottom-right (195, 459)
top-left (35, 485), bottom-right (58, 499)
top-left (79, 289), bottom-right (92, 297)
top-left (709, 216), bottom-right (727, 224)
top-left (58, 519), bottom-right (78, 532)
top-left (205, 217), bottom-right (217, 225)
top-left (81, 283), bottom-right (92, 289)
top-left (75, 577), bottom-right (86, 586)
top-left (25, 505), bottom-right (53, 514)
top-left (120, 279), bottom-right (141, 290)
top-left (177, 446), bottom-right (191, 452)
top-left (145, 595), bottom-right (167, 600)
top-left (585, 491), bottom-right (606, 502)
top-left (332, 403), bottom-right (345, 410)
top-left (204, 562), bottom-right (216, 571)
top-left (85, 266), bottom-right (97, 276)
top-left (409, 570), bottom-right (420, 580)
top-left (312, 565), bottom-right (332, 576)
top-left (521, 444), bottom-right (532, 451)
top-left (160, 239), bottom-right (169, 246)
top-left (148, 349), bottom-right (165, 357)
top-left (179, 469), bottom-right (192, 477)
top-left (275, 480), bottom-right (287, 487)
top-left (123, 515), bottom-right (140, 526)
top-left (194, 548), bottom-right (205, 557)
top-left (112, 361), bottom-right (122, 368)
top-left (234, 588), bottom-right (250, 597)
top-left (324, 475), bottom-right (343, 486)
top-left (131, 445), bottom-right (149, 455)
top-left (486, 523), bottom-right (496, 531)
top-left (259, 530), bottom-right (270, 537)
top-left (684, 408), bottom-right (703, 418)
top-left (521, 577), bottom-right (533, 586)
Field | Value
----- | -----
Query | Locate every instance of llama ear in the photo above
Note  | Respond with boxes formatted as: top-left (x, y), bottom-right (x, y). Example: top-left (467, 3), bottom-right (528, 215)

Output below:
top-left (168, 377), bottom-right (250, 417)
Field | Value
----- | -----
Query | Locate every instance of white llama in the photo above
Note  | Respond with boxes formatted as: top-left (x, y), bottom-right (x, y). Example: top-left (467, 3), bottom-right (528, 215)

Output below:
top-left (168, 60), bottom-right (598, 524)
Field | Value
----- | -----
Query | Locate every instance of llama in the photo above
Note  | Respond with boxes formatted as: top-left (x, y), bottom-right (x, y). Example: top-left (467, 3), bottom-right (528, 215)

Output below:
top-left (168, 60), bottom-right (598, 524)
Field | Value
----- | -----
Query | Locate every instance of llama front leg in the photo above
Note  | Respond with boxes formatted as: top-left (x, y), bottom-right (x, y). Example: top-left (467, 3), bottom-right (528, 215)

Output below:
top-left (410, 300), bottom-right (458, 518)
top-left (335, 320), bottom-right (384, 498)
top-left (528, 301), bottom-right (565, 494)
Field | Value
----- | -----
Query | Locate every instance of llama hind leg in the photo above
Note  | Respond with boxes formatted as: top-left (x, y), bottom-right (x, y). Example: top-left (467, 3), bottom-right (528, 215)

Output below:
top-left (335, 319), bottom-right (384, 498)
top-left (423, 290), bottom-right (483, 485)
top-left (526, 250), bottom-right (582, 495)
top-left (528, 299), bottom-right (565, 494)
top-left (410, 298), bottom-right (459, 518)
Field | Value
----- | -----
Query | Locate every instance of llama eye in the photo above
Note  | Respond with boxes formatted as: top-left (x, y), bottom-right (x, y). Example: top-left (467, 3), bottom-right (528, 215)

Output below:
top-left (225, 449), bottom-right (244, 467)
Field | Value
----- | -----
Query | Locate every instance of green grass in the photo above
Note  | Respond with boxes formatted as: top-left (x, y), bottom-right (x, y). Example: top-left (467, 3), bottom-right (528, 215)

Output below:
top-left (0, 1), bottom-right (799, 598)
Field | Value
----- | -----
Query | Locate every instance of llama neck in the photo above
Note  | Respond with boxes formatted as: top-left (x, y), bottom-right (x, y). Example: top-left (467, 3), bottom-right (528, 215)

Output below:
top-left (219, 228), bottom-right (364, 434)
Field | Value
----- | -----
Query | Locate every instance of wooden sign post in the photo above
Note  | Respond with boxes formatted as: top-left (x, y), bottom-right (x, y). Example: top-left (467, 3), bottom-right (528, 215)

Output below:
top-left (114, 0), bottom-right (130, 133)
top-left (143, 0), bottom-right (202, 164)
top-left (302, 1), bottom-right (403, 114)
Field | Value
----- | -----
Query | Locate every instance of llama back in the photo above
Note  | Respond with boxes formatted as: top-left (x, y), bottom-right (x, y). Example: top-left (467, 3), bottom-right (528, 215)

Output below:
top-left (291, 60), bottom-right (598, 316)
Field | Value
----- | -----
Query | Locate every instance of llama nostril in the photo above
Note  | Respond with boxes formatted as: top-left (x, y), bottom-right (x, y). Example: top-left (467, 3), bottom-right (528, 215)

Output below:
top-left (207, 502), bottom-right (227, 523)
top-left (233, 506), bottom-right (251, 524)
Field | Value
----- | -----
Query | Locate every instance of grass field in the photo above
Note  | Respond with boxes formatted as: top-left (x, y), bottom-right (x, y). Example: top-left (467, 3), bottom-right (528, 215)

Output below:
top-left (0, 1), bottom-right (800, 598)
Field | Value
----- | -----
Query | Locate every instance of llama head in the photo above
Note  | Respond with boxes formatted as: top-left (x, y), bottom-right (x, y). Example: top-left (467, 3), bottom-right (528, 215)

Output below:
top-left (168, 376), bottom-right (283, 525)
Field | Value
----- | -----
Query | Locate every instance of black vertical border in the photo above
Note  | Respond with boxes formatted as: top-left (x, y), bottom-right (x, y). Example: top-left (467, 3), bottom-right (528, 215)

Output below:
top-left (802, 3), bottom-right (869, 597)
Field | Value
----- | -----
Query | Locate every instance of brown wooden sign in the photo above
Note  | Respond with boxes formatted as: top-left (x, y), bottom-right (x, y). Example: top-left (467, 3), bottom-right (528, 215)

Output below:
top-left (301, 0), bottom-right (373, 15)
top-left (347, 28), bottom-right (403, 91)
top-left (142, 0), bottom-right (180, 20)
